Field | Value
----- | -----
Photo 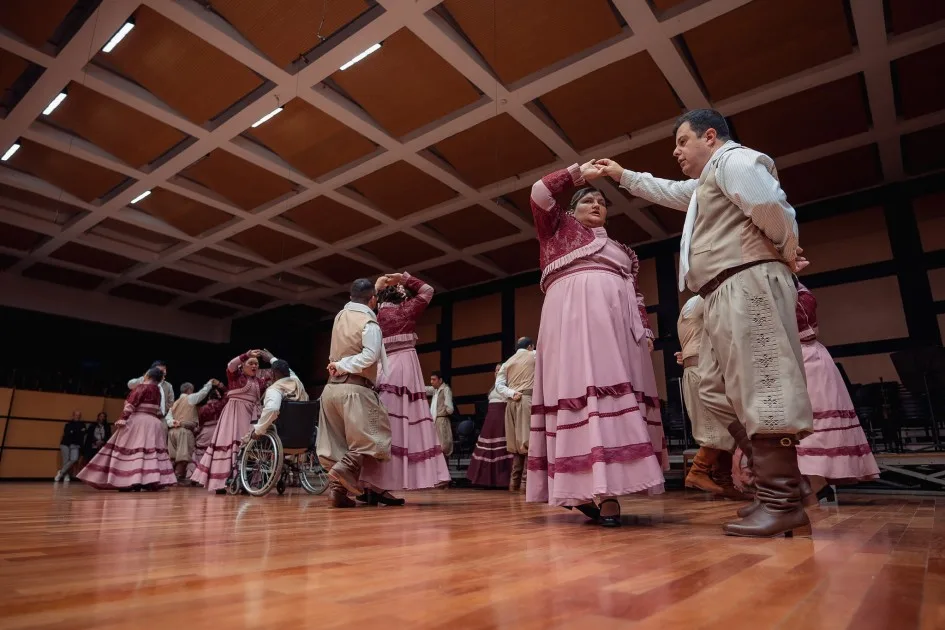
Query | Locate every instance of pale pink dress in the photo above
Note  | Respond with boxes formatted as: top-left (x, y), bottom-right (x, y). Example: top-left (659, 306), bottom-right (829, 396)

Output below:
top-left (528, 228), bottom-right (667, 507)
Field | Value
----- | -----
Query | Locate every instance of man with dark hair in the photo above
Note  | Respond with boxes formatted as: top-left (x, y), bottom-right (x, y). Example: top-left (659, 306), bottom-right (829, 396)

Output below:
top-left (427, 370), bottom-right (454, 459)
top-left (316, 279), bottom-right (392, 508)
top-left (252, 358), bottom-right (308, 437)
top-left (128, 360), bottom-right (174, 421)
top-left (595, 108), bottom-right (814, 539)
top-left (495, 336), bottom-right (536, 492)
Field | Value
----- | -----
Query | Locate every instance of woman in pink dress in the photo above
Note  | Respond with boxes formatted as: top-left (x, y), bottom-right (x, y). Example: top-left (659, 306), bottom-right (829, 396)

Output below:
top-left (185, 384), bottom-right (226, 480)
top-left (360, 272), bottom-right (451, 505)
top-left (465, 364), bottom-right (513, 488)
top-left (78, 367), bottom-right (177, 491)
top-left (191, 350), bottom-right (273, 493)
top-left (527, 161), bottom-right (667, 527)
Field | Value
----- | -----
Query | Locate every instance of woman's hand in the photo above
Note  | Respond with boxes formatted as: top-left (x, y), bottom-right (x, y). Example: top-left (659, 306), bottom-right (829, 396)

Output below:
top-left (594, 158), bottom-right (624, 182)
top-left (674, 351), bottom-right (683, 366)
top-left (792, 247), bottom-right (810, 273)
top-left (647, 338), bottom-right (654, 353)
top-left (580, 160), bottom-right (603, 181)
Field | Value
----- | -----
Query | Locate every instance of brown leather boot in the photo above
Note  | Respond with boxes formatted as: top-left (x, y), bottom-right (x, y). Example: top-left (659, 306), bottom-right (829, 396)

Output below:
top-left (328, 452), bottom-right (364, 496)
top-left (685, 447), bottom-right (725, 494)
top-left (799, 475), bottom-right (820, 507)
top-left (509, 454), bottom-right (524, 492)
top-left (328, 480), bottom-right (355, 508)
top-left (712, 451), bottom-right (750, 500)
top-left (722, 435), bottom-right (811, 538)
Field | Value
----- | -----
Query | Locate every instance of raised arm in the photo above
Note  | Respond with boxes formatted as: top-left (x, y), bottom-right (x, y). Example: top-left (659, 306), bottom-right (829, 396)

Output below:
top-left (127, 375), bottom-right (144, 390)
top-left (596, 158), bottom-right (696, 211)
top-left (400, 272), bottom-right (434, 320)
top-left (530, 163), bottom-right (585, 240)
top-left (186, 380), bottom-right (214, 406)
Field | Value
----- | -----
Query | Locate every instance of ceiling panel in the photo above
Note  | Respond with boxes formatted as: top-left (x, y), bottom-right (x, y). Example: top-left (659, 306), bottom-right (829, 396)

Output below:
top-left (0, 49), bottom-right (30, 105)
top-left (22, 262), bottom-right (105, 290)
top-left (214, 287), bottom-right (276, 308)
top-left (682, 0), bottom-right (854, 101)
top-left (46, 82), bottom-right (188, 168)
top-left (262, 271), bottom-right (325, 293)
top-left (90, 218), bottom-right (179, 252)
top-left (244, 98), bottom-right (376, 180)
top-left (480, 239), bottom-right (540, 275)
top-left (424, 205), bottom-right (519, 249)
top-left (347, 161), bottom-right (457, 219)
top-left (358, 232), bottom-right (444, 268)
top-left (303, 253), bottom-right (379, 284)
top-left (3, 139), bottom-right (128, 202)
top-left (328, 28), bottom-right (481, 138)
top-left (606, 214), bottom-right (651, 245)
top-left (0, 222), bottom-right (47, 251)
top-left (226, 224), bottom-right (315, 262)
top-left (0, 0), bottom-right (76, 49)
top-left (0, 182), bottom-right (85, 225)
top-left (499, 187), bottom-right (535, 223)
top-left (133, 187), bottom-right (234, 237)
top-left (441, 0), bottom-right (624, 86)
top-left (280, 195), bottom-right (381, 243)
top-left (140, 268), bottom-right (216, 292)
top-left (179, 149), bottom-right (296, 210)
top-left (180, 300), bottom-right (238, 318)
top-left (539, 53), bottom-right (682, 151)
top-left (649, 205), bottom-right (685, 234)
top-left (613, 139), bottom-right (682, 180)
top-left (209, 0), bottom-right (372, 68)
top-left (902, 123), bottom-right (945, 176)
top-left (0, 254), bottom-right (19, 271)
top-left (185, 247), bottom-right (253, 273)
top-left (894, 43), bottom-right (945, 120)
top-left (779, 144), bottom-right (883, 205)
top-left (92, 5), bottom-right (265, 124)
top-left (432, 113), bottom-right (555, 189)
top-left (422, 259), bottom-right (495, 289)
top-left (649, 0), bottom-right (690, 11)
top-left (49, 242), bottom-right (137, 273)
top-left (109, 283), bottom-right (178, 306)
top-left (887, 0), bottom-right (945, 35)
top-left (730, 75), bottom-right (870, 158)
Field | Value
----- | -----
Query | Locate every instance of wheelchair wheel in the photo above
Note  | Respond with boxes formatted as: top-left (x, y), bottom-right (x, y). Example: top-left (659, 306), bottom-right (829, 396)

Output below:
top-left (240, 431), bottom-right (284, 496)
top-left (299, 449), bottom-right (329, 495)
top-left (225, 473), bottom-right (242, 495)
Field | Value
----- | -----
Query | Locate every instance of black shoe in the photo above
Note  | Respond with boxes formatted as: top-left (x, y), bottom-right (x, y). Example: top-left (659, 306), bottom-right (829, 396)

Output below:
top-left (374, 490), bottom-right (405, 506)
top-left (355, 492), bottom-right (378, 505)
top-left (816, 484), bottom-right (836, 503)
top-left (598, 499), bottom-right (621, 528)
top-left (564, 502), bottom-right (601, 521)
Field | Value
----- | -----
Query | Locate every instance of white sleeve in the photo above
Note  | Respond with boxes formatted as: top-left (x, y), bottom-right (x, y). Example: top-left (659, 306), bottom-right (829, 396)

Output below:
top-left (186, 381), bottom-right (213, 406)
top-left (619, 170), bottom-right (698, 212)
top-left (716, 151), bottom-right (799, 262)
top-left (165, 403), bottom-right (175, 427)
top-left (494, 362), bottom-right (516, 399)
top-left (253, 388), bottom-right (284, 436)
top-left (127, 376), bottom-right (143, 390)
top-left (334, 323), bottom-right (382, 375)
top-left (443, 386), bottom-right (454, 415)
top-left (425, 386), bottom-right (435, 397)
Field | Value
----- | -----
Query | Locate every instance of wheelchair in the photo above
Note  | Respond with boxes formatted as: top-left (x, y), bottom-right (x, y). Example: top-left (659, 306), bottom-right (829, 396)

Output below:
top-left (227, 400), bottom-right (329, 497)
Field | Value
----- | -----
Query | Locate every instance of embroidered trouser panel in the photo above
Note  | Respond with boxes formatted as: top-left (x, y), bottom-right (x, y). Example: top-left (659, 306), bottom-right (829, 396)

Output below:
top-left (682, 367), bottom-right (735, 451)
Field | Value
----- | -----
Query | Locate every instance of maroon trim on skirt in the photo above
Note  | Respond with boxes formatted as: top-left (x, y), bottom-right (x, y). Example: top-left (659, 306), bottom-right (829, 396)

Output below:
top-left (796, 443), bottom-right (872, 457)
top-left (527, 443), bottom-right (655, 476)
top-left (82, 462), bottom-right (172, 477)
top-left (194, 440), bottom-right (240, 478)
top-left (387, 411), bottom-right (434, 425)
top-left (812, 409), bottom-right (857, 420)
top-left (377, 383), bottom-right (427, 401)
top-left (532, 382), bottom-right (658, 414)
top-left (813, 423), bottom-right (863, 433)
top-left (98, 443), bottom-right (169, 456)
top-left (390, 445), bottom-right (444, 463)
top-left (554, 406), bottom-right (642, 431)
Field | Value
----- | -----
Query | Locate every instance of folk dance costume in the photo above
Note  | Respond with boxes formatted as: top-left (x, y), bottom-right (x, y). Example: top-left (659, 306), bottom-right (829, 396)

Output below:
top-left (360, 273), bottom-right (451, 495)
top-left (495, 345), bottom-right (537, 492)
top-left (187, 393), bottom-right (225, 478)
top-left (252, 370), bottom-right (309, 437)
top-left (678, 296), bottom-right (749, 500)
top-left (527, 164), bottom-right (666, 526)
top-left (317, 301), bottom-right (393, 508)
top-left (78, 382), bottom-right (176, 491)
top-left (619, 138), bottom-right (814, 537)
top-left (465, 376), bottom-right (513, 488)
top-left (127, 374), bottom-right (174, 423)
top-left (166, 381), bottom-right (214, 480)
top-left (427, 382), bottom-right (455, 458)
top-left (191, 353), bottom-right (274, 492)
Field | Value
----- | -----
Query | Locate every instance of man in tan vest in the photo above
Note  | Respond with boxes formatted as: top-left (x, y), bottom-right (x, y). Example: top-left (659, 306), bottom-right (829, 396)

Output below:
top-left (251, 359), bottom-right (308, 437)
top-left (166, 378), bottom-right (218, 482)
top-left (317, 278), bottom-right (393, 508)
top-left (597, 109), bottom-right (814, 538)
top-left (426, 371), bottom-right (454, 459)
top-left (495, 336), bottom-right (535, 492)
top-left (675, 296), bottom-right (749, 501)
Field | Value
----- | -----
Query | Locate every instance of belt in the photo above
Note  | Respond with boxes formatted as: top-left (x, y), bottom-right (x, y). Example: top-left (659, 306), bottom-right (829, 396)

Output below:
top-left (519, 389), bottom-right (533, 396)
top-left (329, 373), bottom-right (374, 389)
top-left (683, 356), bottom-right (698, 368)
top-left (697, 259), bottom-right (782, 298)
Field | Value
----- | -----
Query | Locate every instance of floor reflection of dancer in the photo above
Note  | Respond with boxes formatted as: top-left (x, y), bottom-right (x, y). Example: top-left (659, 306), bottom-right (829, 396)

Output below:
top-left (526, 161), bottom-right (666, 528)
top-left (78, 367), bottom-right (177, 491)
top-left (465, 364), bottom-right (513, 489)
top-left (360, 272), bottom-right (450, 505)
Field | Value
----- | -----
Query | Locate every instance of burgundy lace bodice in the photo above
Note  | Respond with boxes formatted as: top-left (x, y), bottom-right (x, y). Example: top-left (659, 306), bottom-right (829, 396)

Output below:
top-left (377, 273), bottom-right (433, 341)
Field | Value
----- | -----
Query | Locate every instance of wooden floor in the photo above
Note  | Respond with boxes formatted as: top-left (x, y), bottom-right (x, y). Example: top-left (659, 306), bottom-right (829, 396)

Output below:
top-left (1, 485), bottom-right (943, 630)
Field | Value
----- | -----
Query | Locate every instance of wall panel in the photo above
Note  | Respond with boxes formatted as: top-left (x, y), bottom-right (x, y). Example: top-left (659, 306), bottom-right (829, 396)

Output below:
top-left (798, 207), bottom-right (891, 274)
top-left (452, 342), bottom-right (502, 368)
top-left (514, 284), bottom-right (543, 340)
top-left (453, 294), bottom-right (500, 339)
top-left (418, 351), bottom-right (441, 381)
top-left (416, 305), bottom-right (441, 344)
top-left (815, 277), bottom-right (909, 346)
top-left (914, 192), bottom-right (945, 252)
top-left (452, 372), bottom-right (496, 399)
top-left (11, 390), bottom-right (112, 421)
top-left (0, 449), bottom-right (59, 479)
top-left (651, 351), bottom-right (666, 400)
top-left (638, 257), bottom-right (659, 306)
top-left (835, 353), bottom-right (899, 385)
top-left (929, 267), bottom-right (945, 301)
top-left (5, 419), bottom-right (64, 449)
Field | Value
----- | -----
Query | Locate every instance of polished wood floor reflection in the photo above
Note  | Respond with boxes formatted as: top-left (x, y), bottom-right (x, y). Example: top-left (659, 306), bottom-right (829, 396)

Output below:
top-left (0, 483), bottom-right (943, 629)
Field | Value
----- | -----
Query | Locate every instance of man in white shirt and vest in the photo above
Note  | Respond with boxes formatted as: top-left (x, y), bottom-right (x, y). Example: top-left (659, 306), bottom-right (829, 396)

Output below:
top-left (495, 336), bottom-right (535, 492)
top-left (317, 279), bottom-right (393, 508)
top-left (426, 371), bottom-right (454, 459)
top-left (166, 378), bottom-right (218, 482)
top-left (597, 109), bottom-right (814, 538)
top-left (252, 359), bottom-right (308, 437)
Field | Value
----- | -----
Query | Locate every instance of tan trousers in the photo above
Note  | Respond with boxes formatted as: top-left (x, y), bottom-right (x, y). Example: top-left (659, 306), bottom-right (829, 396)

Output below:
top-left (698, 262), bottom-right (813, 439)
top-left (504, 395), bottom-right (530, 455)
top-left (316, 383), bottom-right (392, 471)
top-left (682, 367), bottom-right (734, 451)
top-left (167, 427), bottom-right (196, 463)
top-left (435, 416), bottom-right (453, 457)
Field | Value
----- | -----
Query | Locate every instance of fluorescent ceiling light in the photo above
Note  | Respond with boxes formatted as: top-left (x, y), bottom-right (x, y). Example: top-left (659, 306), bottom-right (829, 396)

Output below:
top-left (102, 20), bottom-right (135, 53)
top-left (1, 143), bottom-right (20, 162)
top-left (42, 91), bottom-right (68, 115)
top-left (251, 107), bottom-right (283, 128)
top-left (130, 190), bottom-right (151, 204)
top-left (339, 43), bottom-right (381, 70)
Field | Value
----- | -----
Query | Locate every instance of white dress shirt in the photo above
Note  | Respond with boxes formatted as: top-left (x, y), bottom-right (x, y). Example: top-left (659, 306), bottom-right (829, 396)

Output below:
top-left (426, 384), bottom-right (454, 417)
top-left (619, 141), bottom-right (799, 291)
top-left (333, 302), bottom-right (388, 377)
top-left (494, 348), bottom-right (536, 400)
top-left (252, 369), bottom-right (305, 436)
top-left (165, 380), bottom-right (214, 426)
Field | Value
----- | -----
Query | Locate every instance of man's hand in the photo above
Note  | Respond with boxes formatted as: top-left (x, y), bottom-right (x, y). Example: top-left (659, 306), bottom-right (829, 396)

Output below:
top-left (248, 349), bottom-right (262, 359)
top-left (259, 349), bottom-right (274, 363)
top-left (512, 392), bottom-right (523, 402)
top-left (580, 160), bottom-right (603, 181)
top-left (172, 420), bottom-right (180, 428)
top-left (385, 272), bottom-right (405, 286)
top-left (674, 351), bottom-right (683, 366)
top-left (594, 158), bottom-right (624, 182)
top-left (327, 362), bottom-right (346, 377)
top-left (210, 378), bottom-right (221, 387)
top-left (791, 247), bottom-right (810, 274)
top-left (375, 276), bottom-right (389, 291)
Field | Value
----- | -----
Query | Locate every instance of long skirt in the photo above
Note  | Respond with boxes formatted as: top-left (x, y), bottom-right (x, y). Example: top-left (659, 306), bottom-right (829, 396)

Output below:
top-left (466, 402), bottom-right (513, 488)
top-left (361, 347), bottom-right (451, 490)
top-left (77, 412), bottom-right (176, 490)
top-left (186, 422), bottom-right (217, 478)
top-left (527, 269), bottom-right (666, 506)
top-left (191, 398), bottom-right (255, 492)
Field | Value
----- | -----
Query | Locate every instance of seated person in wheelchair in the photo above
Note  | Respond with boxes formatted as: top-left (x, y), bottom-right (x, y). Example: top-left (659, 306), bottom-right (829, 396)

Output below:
top-left (247, 359), bottom-right (309, 440)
